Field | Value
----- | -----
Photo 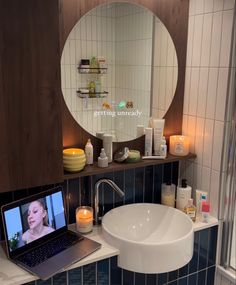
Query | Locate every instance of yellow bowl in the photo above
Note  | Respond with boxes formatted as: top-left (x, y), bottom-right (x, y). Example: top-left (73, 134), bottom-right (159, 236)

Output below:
top-left (63, 148), bottom-right (85, 157)
top-left (63, 160), bottom-right (86, 168)
top-left (63, 165), bottom-right (85, 172)
top-left (63, 155), bottom-right (86, 162)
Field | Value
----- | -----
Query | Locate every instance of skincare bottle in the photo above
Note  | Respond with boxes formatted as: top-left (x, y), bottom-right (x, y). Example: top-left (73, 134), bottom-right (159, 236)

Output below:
top-left (98, 148), bottom-right (108, 168)
top-left (184, 198), bottom-right (196, 222)
top-left (195, 190), bottom-right (208, 215)
top-left (153, 119), bottom-right (165, 156)
top-left (103, 134), bottom-right (113, 163)
top-left (161, 182), bottom-right (176, 207)
top-left (85, 139), bottom-right (93, 165)
top-left (202, 201), bottom-right (210, 223)
top-left (145, 128), bottom-right (153, 156)
top-left (176, 179), bottom-right (192, 212)
top-left (159, 136), bottom-right (167, 158)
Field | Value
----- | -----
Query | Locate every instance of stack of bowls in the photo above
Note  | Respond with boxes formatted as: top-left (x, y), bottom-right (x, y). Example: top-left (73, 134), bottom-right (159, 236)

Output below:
top-left (63, 148), bottom-right (86, 172)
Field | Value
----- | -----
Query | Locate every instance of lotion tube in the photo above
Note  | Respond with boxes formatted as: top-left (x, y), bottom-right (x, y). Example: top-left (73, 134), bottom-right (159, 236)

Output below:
top-left (153, 119), bottom-right (165, 156)
top-left (145, 128), bottom-right (153, 156)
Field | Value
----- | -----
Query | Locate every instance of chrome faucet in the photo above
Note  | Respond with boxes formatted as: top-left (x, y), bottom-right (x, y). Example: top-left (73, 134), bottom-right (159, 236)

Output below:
top-left (94, 179), bottom-right (125, 224)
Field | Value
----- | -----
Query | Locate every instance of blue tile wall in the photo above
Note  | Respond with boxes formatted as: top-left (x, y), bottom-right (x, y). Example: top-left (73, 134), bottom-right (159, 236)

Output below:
top-left (0, 162), bottom-right (218, 285)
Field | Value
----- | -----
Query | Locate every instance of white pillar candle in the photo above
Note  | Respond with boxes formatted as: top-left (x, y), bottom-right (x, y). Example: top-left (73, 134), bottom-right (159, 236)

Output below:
top-left (76, 206), bottom-right (93, 233)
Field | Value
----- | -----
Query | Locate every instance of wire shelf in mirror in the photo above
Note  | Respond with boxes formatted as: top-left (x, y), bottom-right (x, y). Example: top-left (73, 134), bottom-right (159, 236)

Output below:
top-left (77, 90), bottom-right (108, 98)
top-left (78, 67), bottom-right (108, 74)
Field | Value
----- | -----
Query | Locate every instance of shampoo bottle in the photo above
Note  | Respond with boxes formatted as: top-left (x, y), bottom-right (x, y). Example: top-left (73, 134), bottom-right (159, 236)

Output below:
top-left (85, 139), bottom-right (93, 165)
top-left (103, 134), bottom-right (113, 163)
top-left (176, 179), bottom-right (192, 212)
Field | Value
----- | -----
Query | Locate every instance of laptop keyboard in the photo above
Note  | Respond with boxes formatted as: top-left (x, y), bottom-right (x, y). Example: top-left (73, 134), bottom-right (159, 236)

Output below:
top-left (16, 232), bottom-right (83, 267)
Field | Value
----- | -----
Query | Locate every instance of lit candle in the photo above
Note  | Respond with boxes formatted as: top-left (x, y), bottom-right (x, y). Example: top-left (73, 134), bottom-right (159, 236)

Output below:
top-left (76, 206), bottom-right (93, 233)
top-left (169, 135), bottom-right (189, 156)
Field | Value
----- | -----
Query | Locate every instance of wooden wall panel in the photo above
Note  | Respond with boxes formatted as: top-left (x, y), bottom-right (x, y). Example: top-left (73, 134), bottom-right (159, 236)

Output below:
top-left (59, 0), bottom-right (189, 157)
top-left (0, 0), bottom-right (63, 192)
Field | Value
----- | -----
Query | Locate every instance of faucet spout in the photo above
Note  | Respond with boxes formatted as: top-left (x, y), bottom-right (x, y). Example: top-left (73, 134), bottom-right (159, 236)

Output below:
top-left (94, 179), bottom-right (125, 225)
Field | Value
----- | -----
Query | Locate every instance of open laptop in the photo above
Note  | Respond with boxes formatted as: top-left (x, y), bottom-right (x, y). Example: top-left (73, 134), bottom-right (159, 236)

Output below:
top-left (1, 186), bottom-right (101, 280)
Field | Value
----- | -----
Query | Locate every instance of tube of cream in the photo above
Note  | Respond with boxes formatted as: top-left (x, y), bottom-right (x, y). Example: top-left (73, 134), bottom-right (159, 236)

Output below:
top-left (153, 119), bottom-right (165, 156)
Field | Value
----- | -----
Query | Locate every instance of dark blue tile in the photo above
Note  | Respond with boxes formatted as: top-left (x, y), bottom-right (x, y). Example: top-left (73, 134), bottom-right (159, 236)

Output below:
top-left (124, 169), bottom-right (135, 204)
top-left (167, 280), bottom-right (177, 285)
top-left (189, 231), bottom-right (200, 274)
top-left (178, 277), bottom-right (187, 285)
top-left (198, 229), bottom-right (209, 270)
top-left (144, 166), bottom-right (154, 203)
top-left (0, 191), bottom-right (13, 240)
top-left (158, 273), bottom-right (167, 285)
top-left (97, 259), bottom-right (109, 285)
top-left (111, 256), bottom-right (121, 285)
top-left (68, 178), bottom-right (81, 224)
top-left (163, 163), bottom-right (172, 184)
top-left (13, 189), bottom-right (28, 200)
top-left (168, 270), bottom-right (178, 282)
top-left (68, 267), bottom-right (82, 285)
top-left (153, 164), bottom-right (163, 204)
top-left (146, 274), bottom-right (156, 285)
top-left (206, 266), bottom-right (215, 285)
top-left (83, 263), bottom-right (96, 285)
top-left (197, 269), bottom-right (206, 285)
top-left (208, 226), bottom-right (218, 267)
top-left (53, 271), bottom-right (67, 285)
top-left (171, 162), bottom-right (179, 186)
top-left (81, 176), bottom-right (92, 206)
top-left (188, 272), bottom-right (197, 285)
top-left (178, 263), bottom-right (189, 278)
top-left (123, 269), bottom-right (134, 285)
top-left (135, 168), bottom-right (144, 203)
top-left (36, 280), bottom-right (52, 285)
top-left (113, 171), bottom-right (125, 208)
top-left (135, 273), bottom-right (145, 285)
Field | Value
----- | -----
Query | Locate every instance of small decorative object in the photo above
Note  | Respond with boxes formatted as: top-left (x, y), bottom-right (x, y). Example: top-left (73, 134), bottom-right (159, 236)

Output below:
top-left (63, 148), bottom-right (86, 172)
top-left (80, 59), bottom-right (90, 73)
top-left (126, 150), bottom-right (141, 163)
top-left (169, 135), bottom-right (190, 156)
top-left (126, 101), bottom-right (133, 108)
top-left (76, 206), bottom-right (93, 233)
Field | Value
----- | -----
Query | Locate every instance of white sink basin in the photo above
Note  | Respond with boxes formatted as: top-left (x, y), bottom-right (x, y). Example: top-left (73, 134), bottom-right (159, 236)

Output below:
top-left (102, 203), bottom-right (194, 273)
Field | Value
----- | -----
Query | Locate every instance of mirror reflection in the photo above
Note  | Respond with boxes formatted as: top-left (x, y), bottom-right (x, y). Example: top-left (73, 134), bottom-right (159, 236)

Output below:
top-left (61, 2), bottom-right (178, 142)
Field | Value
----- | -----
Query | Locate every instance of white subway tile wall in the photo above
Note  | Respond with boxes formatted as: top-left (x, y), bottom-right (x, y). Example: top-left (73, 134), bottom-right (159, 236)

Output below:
top-left (181, 0), bottom-right (235, 218)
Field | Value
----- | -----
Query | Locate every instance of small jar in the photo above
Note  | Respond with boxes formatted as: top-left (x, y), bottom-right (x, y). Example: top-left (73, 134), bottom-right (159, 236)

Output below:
top-left (80, 59), bottom-right (90, 73)
top-left (76, 206), bottom-right (93, 233)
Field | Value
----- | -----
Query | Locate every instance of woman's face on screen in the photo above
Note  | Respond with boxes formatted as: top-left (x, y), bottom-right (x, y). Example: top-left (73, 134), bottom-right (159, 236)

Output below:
top-left (27, 201), bottom-right (46, 230)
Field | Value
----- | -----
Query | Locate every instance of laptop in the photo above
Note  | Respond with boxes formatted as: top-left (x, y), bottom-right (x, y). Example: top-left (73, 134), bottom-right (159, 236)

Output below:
top-left (1, 186), bottom-right (101, 280)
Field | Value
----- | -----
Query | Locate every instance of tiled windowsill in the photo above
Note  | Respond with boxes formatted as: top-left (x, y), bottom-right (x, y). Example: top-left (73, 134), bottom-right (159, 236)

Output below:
top-left (0, 218), bottom-right (218, 285)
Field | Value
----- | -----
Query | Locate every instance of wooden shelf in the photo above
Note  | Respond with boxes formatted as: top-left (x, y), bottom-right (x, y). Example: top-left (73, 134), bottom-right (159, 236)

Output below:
top-left (63, 153), bottom-right (196, 180)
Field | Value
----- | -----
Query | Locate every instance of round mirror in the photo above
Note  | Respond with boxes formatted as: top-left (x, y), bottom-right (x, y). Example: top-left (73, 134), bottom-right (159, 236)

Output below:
top-left (61, 2), bottom-right (178, 142)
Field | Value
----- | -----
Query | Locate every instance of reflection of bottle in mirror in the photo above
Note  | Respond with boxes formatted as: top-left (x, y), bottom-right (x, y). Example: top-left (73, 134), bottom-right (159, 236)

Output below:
top-left (103, 134), bottom-right (113, 163)
top-left (159, 136), bottom-right (167, 158)
top-left (145, 128), bottom-right (153, 156)
top-left (85, 139), bottom-right (93, 165)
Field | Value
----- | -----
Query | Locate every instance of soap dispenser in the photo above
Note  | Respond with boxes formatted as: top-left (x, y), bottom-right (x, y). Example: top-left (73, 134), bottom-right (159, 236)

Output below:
top-left (98, 148), bottom-right (108, 168)
top-left (176, 179), bottom-right (192, 212)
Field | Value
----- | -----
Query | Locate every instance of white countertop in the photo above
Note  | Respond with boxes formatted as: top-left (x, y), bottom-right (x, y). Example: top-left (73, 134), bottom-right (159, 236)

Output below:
top-left (0, 217), bottom-right (218, 285)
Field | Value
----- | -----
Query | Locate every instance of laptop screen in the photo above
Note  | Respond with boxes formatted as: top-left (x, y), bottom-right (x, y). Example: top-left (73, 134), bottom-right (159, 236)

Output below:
top-left (2, 187), bottom-right (67, 255)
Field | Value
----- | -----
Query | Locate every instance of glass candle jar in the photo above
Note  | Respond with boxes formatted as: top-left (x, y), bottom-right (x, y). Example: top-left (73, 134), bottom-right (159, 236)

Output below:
top-left (76, 206), bottom-right (93, 234)
top-left (169, 135), bottom-right (190, 156)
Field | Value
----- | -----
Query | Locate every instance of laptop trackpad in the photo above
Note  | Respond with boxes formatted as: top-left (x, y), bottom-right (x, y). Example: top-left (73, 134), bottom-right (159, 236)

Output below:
top-left (27, 237), bottom-right (101, 280)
